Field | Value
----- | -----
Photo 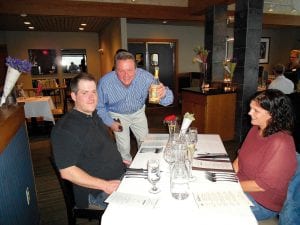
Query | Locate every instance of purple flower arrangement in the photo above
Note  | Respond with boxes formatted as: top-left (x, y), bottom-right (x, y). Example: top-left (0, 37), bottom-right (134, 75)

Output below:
top-left (6, 56), bottom-right (32, 73)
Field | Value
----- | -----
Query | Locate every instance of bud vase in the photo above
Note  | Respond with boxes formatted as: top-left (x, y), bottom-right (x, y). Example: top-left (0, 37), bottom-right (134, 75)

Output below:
top-left (200, 63), bottom-right (208, 91)
top-left (163, 121), bottom-right (178, 167)
top-left (0, 66), bottom-right (21, 107)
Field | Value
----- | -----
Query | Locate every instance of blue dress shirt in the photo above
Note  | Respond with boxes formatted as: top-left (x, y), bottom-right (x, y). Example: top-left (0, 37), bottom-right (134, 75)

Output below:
top-left (97, 68), bottom-right (174, 126)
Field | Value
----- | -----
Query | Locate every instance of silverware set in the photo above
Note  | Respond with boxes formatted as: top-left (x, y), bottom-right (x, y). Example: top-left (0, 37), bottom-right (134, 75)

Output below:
top-left (205, 171), bottom-right (238, 182)
top-left (195, 153), bottom-right (229, 159)
top-left (123, 168), bottom-right (147, 179)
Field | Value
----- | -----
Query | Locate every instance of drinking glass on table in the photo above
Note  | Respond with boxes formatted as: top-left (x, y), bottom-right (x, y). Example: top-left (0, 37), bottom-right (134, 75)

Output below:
top-left (147, 159), bottom-right (161, 194)
top-left (188, 127), bottom-right (198, 145)
top-left (185, 134), bottom-right (196, 181)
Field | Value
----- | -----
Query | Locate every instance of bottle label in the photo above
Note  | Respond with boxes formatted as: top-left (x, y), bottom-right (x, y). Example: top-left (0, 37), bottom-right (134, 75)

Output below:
top-left (149, 84), bottom-right (160, 103)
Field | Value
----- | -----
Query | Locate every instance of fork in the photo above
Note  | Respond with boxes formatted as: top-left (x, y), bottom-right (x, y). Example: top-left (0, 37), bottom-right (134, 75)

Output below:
top-left (205, 172), bottom-right (238, 182)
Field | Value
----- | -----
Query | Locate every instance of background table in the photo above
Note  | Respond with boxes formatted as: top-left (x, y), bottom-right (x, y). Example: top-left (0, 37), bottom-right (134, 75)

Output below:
top-left (17, 96), bottom-right (55, 124)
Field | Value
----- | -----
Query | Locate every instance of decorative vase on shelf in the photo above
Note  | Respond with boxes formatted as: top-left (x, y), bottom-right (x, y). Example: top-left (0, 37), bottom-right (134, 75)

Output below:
top-left (223, 59), bottom-right (237, 92)
top-left (200, 63), bottom-right (208, 91)
top-left (1, 56), bottom-right (32, 107)
top-left (0, 66), bottom-right (21, 106)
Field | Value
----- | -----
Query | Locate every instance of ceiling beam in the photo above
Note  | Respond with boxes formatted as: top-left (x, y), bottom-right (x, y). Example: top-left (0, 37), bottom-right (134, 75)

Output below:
top-left (188, 0), bottom-right (235, 15)
top-left (0, 0), bottom-right (203, 21)
top-left (263, 14), bottom-right (300, 27)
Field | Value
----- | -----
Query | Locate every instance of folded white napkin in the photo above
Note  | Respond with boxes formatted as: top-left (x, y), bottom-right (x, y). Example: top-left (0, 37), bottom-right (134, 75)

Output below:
top-left (180, 112), bottom-right (195, 134)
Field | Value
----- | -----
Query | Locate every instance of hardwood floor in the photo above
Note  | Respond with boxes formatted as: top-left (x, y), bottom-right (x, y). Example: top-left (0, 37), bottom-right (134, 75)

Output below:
top-left (29, 105), bottom-right (240, 224)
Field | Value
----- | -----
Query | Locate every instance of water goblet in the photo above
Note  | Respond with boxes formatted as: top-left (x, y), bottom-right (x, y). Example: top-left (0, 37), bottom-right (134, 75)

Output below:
top-left (147, 159), bottom-right (161, 194)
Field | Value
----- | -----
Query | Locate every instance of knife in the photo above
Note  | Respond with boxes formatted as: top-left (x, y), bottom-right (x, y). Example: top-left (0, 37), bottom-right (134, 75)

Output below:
top-left (195, 154), bottom-right (228, 159)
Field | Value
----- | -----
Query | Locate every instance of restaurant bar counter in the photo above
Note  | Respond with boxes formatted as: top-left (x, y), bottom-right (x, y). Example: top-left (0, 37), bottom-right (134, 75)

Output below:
top-left (181, 87), bottom-right (236, 141)
top-left (0, 105), bottom-right (39, 225)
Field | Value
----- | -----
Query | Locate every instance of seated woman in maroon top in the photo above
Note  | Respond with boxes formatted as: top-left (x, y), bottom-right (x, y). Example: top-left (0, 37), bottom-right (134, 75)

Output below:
top-left (233, 89), bottom-right (297, 221)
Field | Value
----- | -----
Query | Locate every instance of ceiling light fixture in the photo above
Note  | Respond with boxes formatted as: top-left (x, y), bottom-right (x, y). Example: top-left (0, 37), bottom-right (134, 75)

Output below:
top-left (20, 13), bottom-right (27, 17)
top-left (162, 21), bottom-right (167, 24)
top-left (268, 4), bottom-right (274, 12)
top-left (28, 26), bottom-right (34, 30)
top-left (81, 23), bottom-right (87, 26)
top-left (79, 27), bottom-right (84, 31)
top-left (24, 21), bottom-right (31, 25)
top-left (291, 7), bottom-right (297, 13)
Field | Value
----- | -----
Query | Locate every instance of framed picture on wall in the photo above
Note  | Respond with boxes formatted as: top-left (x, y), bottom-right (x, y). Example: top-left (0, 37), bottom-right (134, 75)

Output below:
top-left (259, 37), bottom-right (270, 64)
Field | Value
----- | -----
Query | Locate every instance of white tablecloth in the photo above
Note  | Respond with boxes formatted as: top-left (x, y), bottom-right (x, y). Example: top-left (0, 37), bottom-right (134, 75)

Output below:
top-left (17, 96), bottom-right (55, 124)
top-left (102, 134), bottom-right (258, 225)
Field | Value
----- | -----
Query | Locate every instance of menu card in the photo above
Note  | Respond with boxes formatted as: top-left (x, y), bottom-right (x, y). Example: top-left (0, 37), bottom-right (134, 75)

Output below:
top-left (193, 190), bottom-right (253, 208)
top-left (192, 158), bottom-right (234, 172)
top-left (105, 192), bottom-right (159, 209)
top-left (140, 134), bottom-right (168, 148)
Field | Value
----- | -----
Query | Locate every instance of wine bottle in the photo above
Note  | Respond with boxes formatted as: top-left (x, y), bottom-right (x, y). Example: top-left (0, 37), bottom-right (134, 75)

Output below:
top-left (149, 66), bottom-right (160, 104)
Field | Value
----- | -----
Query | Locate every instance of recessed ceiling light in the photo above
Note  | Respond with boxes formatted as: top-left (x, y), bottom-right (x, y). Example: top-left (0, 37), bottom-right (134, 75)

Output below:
top-left (20, 13), bottom-right (27, 17)
top-left (291, 8), bottom-right (297, 13)
top-left (162, 21), bottom-right (168, 24)
top-left (28, 26), bottom-right (34, 30)
top-left (24, 21), bottom-right (31, 25)
top-left (81, 23), bottom-right (87, 26)
top-left (79, 27), bottom-right (84, 31)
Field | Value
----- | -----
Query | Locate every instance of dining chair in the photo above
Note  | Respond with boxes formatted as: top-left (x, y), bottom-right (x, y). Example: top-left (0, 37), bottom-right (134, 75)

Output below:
top-left (49, 157), bottom-right (104, 225)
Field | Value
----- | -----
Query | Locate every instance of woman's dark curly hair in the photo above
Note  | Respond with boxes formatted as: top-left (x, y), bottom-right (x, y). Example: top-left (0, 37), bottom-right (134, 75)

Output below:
top-left (252, 89), bottom-right (295, 137)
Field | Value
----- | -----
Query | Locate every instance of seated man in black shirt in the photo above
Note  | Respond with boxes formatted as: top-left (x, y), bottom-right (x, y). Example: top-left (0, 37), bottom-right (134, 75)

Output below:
top-left (51, 73), bottom-right (126, 209)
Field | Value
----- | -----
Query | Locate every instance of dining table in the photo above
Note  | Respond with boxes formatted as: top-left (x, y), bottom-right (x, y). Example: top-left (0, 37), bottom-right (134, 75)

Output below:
top-left (17, 96), bottom-right (56, 124)
top-left (102, 133), bottom-right (258, 225)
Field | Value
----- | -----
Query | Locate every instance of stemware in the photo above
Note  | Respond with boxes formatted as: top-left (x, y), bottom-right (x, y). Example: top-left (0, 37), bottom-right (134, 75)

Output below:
top-left (185, 134), bottom-right (196, 181)
top-left (163, 133), bottom-right (179, 169)
top-left (147, 159), bottom-right (161, 194)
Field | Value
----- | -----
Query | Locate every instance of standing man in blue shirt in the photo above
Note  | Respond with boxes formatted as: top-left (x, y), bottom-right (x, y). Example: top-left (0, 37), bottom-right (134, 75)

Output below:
top-left (97, 51), bottom-right (174, 162)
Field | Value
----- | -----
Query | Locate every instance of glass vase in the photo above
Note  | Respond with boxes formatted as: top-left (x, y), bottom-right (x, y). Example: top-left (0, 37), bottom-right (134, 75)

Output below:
top-left (201, 63), bottom-right (209, 91)
top-left (163, 121), bottom-right (178, 167)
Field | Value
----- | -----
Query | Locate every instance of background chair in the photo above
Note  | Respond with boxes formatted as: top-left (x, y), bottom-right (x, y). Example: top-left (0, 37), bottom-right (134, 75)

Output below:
top-left (49, 157), bottom-right (104, 225)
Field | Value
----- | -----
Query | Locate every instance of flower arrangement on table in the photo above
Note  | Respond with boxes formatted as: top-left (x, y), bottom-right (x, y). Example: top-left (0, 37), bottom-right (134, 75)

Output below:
top-left (193, 46), bottom-right (209, 64)
top-left (163, 114), bottom-right (178, 134)
top-left (163, 113), bottom-right (195, 135)
top-left (223, 58), bottom-right (237, 82)
top-left (0, 56), bottom-right (32, 106)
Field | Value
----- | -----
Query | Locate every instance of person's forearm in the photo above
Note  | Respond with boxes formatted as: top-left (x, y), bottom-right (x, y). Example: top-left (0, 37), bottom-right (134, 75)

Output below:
top-left (60, 166), bottom-right (108, 191)
top-left (233, 158), bottom-right (239, 173)
top-left (240, 180), bottom-right (265, 192)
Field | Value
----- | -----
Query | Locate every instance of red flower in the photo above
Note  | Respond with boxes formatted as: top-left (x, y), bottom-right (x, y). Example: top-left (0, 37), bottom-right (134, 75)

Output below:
top-left (163, 114), bottom-right (177, 123)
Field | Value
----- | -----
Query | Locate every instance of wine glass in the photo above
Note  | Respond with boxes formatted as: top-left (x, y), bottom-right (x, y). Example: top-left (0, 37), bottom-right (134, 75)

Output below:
top-left (185, 134), bottom-right (196, 181)
top-left (147, 159), bottom-right (161, 194)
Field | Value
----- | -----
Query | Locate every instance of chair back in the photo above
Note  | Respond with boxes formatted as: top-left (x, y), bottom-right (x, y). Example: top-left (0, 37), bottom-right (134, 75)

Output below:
top-left (49, 157), bottom-right (77, 224)
top-left (279, 153), bottom-right (300, 225)
top-left (49, 157), bottom-right (104, 225)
